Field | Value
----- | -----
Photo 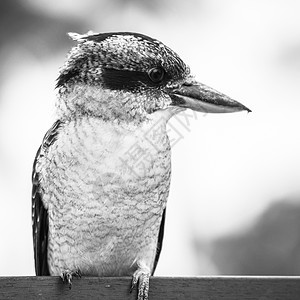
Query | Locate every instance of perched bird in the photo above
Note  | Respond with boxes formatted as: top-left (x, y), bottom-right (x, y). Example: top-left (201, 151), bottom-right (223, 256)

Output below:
top-left (32, 31), bottom-right (250, 300)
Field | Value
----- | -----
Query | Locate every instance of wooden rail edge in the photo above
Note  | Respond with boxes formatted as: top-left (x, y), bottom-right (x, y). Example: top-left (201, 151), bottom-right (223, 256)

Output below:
top-left (1, 276), bottom-right (300, 299)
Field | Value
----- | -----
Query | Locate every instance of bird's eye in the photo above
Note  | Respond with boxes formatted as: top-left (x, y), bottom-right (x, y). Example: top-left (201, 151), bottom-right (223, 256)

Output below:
top-left (148, 67), bottom-right (165, 83)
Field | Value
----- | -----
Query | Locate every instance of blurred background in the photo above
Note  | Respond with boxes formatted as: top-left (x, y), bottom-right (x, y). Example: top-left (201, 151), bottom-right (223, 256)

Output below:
top-left (0, 0), bottom-right (300, 276)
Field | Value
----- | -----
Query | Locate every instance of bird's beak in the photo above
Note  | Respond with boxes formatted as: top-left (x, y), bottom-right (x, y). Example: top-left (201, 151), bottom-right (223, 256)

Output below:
top-left (168, 80), bottom-right (251, 113)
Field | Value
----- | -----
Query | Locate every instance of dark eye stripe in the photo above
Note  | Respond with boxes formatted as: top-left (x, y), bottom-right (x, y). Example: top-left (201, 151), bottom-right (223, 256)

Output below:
top-left (56, 69), bottom-right (80, 88)
top-left (102, 68), bottom-right (170, 91)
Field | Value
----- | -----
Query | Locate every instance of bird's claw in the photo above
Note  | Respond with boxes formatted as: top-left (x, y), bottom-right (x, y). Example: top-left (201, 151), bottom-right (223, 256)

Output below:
top-left (74, 269), bottom-right (82, 278)
top-left (130, 269), bottom-right (150, 300)
top-left (62, 271), bottom-right (73, 289)
top-left (61, 269), bottom-right (82, 289)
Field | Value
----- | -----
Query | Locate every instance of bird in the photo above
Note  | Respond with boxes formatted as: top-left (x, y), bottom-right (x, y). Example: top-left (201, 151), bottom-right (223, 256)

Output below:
top-left (32, 31), bottom-right (250, 300)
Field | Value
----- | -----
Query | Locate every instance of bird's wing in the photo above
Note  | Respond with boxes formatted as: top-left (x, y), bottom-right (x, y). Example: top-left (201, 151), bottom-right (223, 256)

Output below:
top-left (32, 120), bottom-right (62, 275)
top-left (151, 208), bottom-right (166, 275)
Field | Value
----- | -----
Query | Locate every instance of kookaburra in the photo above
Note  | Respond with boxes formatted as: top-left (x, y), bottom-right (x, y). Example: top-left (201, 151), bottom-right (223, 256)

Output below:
top-left (32, 31), bottom-right (250, 300)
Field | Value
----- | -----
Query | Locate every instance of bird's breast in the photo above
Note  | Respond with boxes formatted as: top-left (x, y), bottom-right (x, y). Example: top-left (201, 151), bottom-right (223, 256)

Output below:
top-left (38, 114), bottom-right (172, 276)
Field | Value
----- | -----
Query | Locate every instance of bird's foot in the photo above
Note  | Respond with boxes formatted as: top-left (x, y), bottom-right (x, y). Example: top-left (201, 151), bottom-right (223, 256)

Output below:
top-left (61, 269), bottom-right (82, 289)
top-left (130, 268), bottom-right (150, 300)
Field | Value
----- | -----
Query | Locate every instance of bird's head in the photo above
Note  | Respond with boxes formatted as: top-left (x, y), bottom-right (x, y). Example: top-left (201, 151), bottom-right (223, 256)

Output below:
top-left (56, 31), bottom-right (250, 123)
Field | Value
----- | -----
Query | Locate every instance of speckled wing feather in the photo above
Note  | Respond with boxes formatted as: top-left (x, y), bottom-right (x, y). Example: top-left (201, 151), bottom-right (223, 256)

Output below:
top-left (32, 120), bottom-right (62, 275)
top-left (152, 208), bottom-right (166, 275)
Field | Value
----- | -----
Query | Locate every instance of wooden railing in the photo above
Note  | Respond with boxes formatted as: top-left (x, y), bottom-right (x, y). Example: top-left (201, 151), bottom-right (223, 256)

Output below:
top-left (0, 276), bottom-right (299, 299)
